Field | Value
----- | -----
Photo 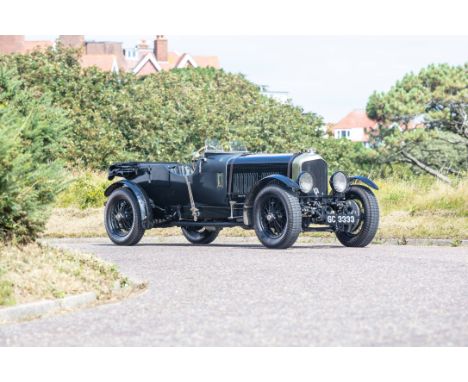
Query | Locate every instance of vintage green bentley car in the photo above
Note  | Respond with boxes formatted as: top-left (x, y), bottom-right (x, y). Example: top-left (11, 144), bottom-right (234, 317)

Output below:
top-left (104, 141), bottom-right (379, 249)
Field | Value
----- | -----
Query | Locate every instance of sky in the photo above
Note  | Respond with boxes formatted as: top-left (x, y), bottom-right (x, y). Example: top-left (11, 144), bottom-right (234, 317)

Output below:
top-left (29, 35), bottom-right (468, 122)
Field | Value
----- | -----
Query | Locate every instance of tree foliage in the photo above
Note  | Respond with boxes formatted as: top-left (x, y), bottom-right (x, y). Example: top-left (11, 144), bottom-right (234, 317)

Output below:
top-left (0, 68), bottom-right (68, 243)
top-left (0, 47), bottom-right (373, 173)
top-left (366, 63), bottom-right (468, 180)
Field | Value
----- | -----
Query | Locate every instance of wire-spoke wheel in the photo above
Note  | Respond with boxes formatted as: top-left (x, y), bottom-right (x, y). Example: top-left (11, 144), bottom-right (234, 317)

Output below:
top-left (105, 188), bottom-right (145, 246)
top-left (253, 184), bottom-right (302, 249)
top-left (109, 199), bottom-right (134, 237)
top-left (260, 196), bottom-right (287, 238)
top-left (335, 185), bottom-right (379, 247)
top-left (181, 226), bottom-right (220, 245)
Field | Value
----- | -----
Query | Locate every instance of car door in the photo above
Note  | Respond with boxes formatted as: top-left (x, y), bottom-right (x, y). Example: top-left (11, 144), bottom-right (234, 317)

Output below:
top-left (191, 153), bottom-right (234, 207)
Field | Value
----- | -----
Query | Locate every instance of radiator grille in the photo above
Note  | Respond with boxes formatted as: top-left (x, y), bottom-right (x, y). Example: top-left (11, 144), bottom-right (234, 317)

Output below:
top-left (301, 159), bottom-right (328, 196)
top-left (232, 166), bottom-right (287, 196)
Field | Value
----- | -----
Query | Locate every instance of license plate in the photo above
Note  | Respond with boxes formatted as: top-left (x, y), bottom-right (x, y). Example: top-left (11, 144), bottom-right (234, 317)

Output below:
top-left (326, 215), bottom-right (356, 225)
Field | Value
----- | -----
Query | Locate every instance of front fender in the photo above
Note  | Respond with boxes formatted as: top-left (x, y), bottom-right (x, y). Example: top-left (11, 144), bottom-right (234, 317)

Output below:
top-left (104, 180), bottom-right (153, 229)
top-left (349, 175), bottom-right (379, 190)
top-left (243, 174), bottom-right (300, 226)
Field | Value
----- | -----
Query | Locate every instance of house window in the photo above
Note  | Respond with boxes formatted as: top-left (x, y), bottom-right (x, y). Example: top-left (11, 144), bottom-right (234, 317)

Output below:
top-left (335, 129), bottom-right (351, 139)
top-left (125, 48), bottom-right (137, 59)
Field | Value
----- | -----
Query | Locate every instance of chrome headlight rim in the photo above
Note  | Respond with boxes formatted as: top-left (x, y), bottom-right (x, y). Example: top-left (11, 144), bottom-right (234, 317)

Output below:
top-left (297, 171), bottom-right (313, 194)
top-left (330, 171), bottom-right (349, 193)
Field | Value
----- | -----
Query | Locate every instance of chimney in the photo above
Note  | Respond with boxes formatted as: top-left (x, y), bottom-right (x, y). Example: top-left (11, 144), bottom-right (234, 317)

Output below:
top-left (154, 35), bottom-right (168, 62)
top-left (58, 35), bottom-right (84, 49)
top-left (137, 39), bottom-right (149, 50)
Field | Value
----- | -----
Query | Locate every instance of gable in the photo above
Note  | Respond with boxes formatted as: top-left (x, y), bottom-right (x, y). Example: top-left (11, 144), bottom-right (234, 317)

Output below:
top-left (138, 60), bottom-right (158, 75)
top-left (176, 53), bottom-right (198, 68)
top-left (132, 53), bottom-right (162, 75)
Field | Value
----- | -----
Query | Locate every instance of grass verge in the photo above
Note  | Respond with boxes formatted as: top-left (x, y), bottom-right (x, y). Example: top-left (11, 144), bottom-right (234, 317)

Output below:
top-left (44, 176), bottom-right (468, 241)
top-left (0, 242), bottom-right (144, 308)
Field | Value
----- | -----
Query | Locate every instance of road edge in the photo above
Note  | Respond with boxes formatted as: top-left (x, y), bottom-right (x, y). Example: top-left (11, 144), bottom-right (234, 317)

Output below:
top-left (0, 292), bottom-right (96, 324)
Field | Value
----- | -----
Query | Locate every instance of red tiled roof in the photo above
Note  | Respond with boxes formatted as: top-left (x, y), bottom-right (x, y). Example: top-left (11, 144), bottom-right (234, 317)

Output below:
top-left (80, 54), bottom-right (117, 72)
top-left (193, 55), bottom-right (220, 68)
top-left (23, 40), bottom-right (53, 52)
top-left (167, 51), bottom-right (180, 65)
top-left (332, 110), bottom-right (377, 130)
top-left (138, 59), bottom-right (159, 75)
top-left (174, 53), bottom-right (188, 67)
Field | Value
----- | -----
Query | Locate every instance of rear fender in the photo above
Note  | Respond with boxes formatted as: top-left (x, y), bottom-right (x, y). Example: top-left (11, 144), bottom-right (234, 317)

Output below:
top-left (349, 175), bottom-right (379, 190)
top-left (242, 174), bottom-right (300, 226)
top-left (104, 180), bottom-right (153, 229)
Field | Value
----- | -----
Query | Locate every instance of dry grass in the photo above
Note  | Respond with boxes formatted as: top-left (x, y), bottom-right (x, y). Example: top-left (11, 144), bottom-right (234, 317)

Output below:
top-left (43, 177), bottom-right (468, 241)
top-left (374, 177), bottom-right (468, 240)
top-left (45, 208), bottom-right (107, 238)
top-left (0, 242), bottom-right (143, 307)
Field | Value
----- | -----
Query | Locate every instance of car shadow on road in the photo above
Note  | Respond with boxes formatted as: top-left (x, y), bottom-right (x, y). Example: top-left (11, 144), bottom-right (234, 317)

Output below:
top-left (96, 242), bottom-right (343, 250)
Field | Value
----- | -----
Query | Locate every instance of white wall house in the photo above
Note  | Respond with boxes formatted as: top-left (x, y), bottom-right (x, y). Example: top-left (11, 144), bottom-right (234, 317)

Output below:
top-left (333, 127), bottom-right (366, 141)
top-left (260, 85), bottom-right (290, 104)
top-left (331, 110), bottom-right (378, 146)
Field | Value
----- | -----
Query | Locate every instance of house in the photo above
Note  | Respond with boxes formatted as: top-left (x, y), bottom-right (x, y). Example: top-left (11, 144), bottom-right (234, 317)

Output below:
top-left (123, 36), bottom-right (220, 75)
top-left (0, 35), bottom-right (220, 75)
top-left (330, 110), bottom-right (378, 146)
top-left (0, 35), bottom-right (52, 54)
top-left (80, 54), bottom-right (120, 73)
top-left (330, 109), bottom-right (424, 146)
top-left (260, 85), bottom-right (290, 103)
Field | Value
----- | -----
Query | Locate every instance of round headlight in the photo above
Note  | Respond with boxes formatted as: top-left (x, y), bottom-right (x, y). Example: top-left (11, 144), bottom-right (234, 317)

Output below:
top-left (298, 172), bottom-right (313, 193)
top-left (330, 171), bottom-right (349, 193)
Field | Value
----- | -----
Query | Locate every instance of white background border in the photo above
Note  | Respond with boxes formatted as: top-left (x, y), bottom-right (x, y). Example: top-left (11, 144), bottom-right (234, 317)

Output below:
top-left (1, 0), bottom-right (468, 35)
top-left (1, 347), bottom-right (468, 381)
top-left (1, 0), bottom-right (467, 380)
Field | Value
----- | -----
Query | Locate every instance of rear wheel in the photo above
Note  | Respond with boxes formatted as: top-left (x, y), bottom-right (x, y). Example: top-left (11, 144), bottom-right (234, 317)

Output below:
top-left (335, 185), bottom-right (379, 247)
top-left (104, 188), bottom-right (145, 246)
top-left (253, 184), bottom-right (302, 249)
top-left (181, 226), bottom-right (220, 245)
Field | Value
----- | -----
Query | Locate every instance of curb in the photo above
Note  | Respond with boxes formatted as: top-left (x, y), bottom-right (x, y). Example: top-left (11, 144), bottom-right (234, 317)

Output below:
top-left (297, 237), bottom-right (468, 247)
top-left (0, 292), bottom-right (96, 324)
top-left (301, 237), bottom-right (467, 247)
top-left (373, 238), bottom-right (468, 247)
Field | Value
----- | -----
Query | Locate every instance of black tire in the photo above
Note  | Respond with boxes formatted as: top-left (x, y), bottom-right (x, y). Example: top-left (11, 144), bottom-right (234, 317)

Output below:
top-left (181, 226), bottom-right (220, 245)
top-left (335, 185), bottom-right (379, 247)
top-left (253, 184), bottom-right (302, 249)
top-left (104, 188), bottom-right (145, 246)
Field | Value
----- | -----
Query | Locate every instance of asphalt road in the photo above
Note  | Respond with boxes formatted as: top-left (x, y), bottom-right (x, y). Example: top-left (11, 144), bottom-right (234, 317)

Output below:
top-left (1, 237), bottom-right (467, 346)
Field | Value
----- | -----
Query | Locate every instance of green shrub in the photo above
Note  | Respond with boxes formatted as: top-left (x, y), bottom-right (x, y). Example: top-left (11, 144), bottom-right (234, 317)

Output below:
top-left (0, 263), bottom-right (15, 306)
top-left (56, 172), bottom-right (110, 209)
top-left (0, 48), bottom-right (375, 172)
top-left (0, 68), bottom-right (67, 243)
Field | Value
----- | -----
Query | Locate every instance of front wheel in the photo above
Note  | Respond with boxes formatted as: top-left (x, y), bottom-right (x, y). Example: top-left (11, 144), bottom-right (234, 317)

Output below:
top-left (181, 226), bottom-right (220, 245)
top-left (253, 184), bottom-right (302, 249)
top-left (335, 185), bottom-right (379, 247)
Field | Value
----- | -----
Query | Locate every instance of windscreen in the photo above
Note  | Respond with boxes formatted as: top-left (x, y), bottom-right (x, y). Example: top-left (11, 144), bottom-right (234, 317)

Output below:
top-left (204, 139), bottom-right (248, 153)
